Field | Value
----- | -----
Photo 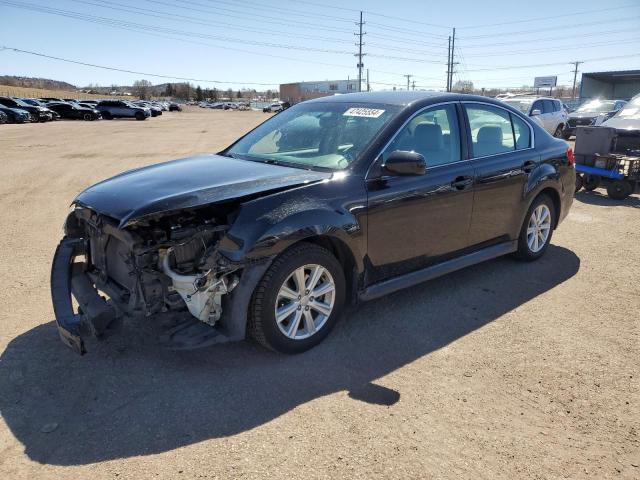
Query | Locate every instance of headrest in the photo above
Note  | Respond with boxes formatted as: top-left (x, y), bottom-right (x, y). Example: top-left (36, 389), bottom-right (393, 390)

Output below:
top-left (477, 125), bottom-right (503, 145)
top-left (414, 122), bottom-right (443, 150)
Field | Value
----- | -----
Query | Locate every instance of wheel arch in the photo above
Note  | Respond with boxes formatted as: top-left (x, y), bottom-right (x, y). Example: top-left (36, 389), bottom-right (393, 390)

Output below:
top-left (293, 235), bottom-right (360, 305)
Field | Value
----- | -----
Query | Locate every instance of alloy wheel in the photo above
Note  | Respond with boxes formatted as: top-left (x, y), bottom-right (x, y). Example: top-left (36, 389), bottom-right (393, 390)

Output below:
top-left (526, 204), bottom-right (551, 253)
top-left (275, 264), bottom-right (336, 340)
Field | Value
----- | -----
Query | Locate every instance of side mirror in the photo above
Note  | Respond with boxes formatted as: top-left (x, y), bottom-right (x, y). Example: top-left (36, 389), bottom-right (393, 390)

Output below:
top-left (531, 109), bottom-right (542, 116)
top-left (383, 150), bottom-right (426, 176)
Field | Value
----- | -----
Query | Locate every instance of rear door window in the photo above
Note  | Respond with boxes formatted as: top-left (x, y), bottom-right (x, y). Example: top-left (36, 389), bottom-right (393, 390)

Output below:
top-left (465, 104), bottom-right (515, 157)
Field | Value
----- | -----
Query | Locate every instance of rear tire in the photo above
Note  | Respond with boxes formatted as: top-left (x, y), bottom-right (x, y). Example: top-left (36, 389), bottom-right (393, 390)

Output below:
top-left (135, 112), bottom-right (146, 121)
top-left (514, 194), bottom-right (555, 262)
top-left (607, 180), bottom-right (633, 200)
top-left (248, 242), bottom-right (345, 354)
top-left (83, 113), bottom-right (92, 121)
top-left (583, 175), bottom-right (601, 191)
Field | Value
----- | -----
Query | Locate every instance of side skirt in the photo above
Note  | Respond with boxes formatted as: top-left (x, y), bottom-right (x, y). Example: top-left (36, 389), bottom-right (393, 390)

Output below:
top-left (358, 240), bottom-right (517, 302)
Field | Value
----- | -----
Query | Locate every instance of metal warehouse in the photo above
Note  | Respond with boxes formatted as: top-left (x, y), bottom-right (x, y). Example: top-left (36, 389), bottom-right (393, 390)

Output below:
top-left (279, 80), bottom-right (358, 104)
top-left (580, 70), bottom-right (640, 101)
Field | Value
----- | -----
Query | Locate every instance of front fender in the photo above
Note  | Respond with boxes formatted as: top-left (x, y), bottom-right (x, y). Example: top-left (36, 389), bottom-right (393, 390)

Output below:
top-left (218, 178), bottom-right (367, 272)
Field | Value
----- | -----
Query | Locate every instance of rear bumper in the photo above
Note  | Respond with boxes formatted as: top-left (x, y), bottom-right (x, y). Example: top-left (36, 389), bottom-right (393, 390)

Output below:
top-left (50, 237), bottom-right (118, 355)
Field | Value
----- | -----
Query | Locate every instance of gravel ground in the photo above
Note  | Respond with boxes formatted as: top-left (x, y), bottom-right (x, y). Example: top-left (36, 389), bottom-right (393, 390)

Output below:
top-left (0, 108), bottom-right (638, 479)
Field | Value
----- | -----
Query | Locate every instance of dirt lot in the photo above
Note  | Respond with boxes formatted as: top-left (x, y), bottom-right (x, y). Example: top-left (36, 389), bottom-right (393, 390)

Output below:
top-left (0, 108), bottom-right (638, 479)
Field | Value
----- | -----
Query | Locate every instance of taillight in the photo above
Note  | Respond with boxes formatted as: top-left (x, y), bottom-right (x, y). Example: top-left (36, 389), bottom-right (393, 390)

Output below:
top-left (566, 147), bottom-right (575, 167)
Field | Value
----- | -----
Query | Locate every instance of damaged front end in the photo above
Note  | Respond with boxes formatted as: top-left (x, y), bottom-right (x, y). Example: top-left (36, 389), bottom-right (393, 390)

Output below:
top-left (51, 205), bottom-right (247, 354)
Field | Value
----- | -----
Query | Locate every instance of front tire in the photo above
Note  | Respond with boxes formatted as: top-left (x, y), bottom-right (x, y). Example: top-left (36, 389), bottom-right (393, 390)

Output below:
top-left (135, 112), bottom-right (146, 121)
top-left (514, 194), bottom-right (555, 261)
top-left (249, 242), bottom-right (345, 354)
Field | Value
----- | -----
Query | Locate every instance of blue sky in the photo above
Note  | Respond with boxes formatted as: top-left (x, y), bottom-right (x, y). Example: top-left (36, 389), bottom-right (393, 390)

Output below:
top-left (1, 0), bottom-right (639, 91)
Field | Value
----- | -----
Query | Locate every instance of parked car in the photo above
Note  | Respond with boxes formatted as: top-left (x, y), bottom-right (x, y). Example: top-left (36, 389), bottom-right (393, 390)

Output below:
top-left (500, 96), bottom-right (568, 137)
top-left (263, 102), bottom-right (284, 113)
top-left (46, 102), bottom-right (101, 121)
top-left (52, 91), bottom-right (575, 356)
top-left (563, 99), bottom-right (627, 139)
top-left (169, 102), bottom-right (182, 111)
top-left (0, 110), bottom-right (7, 124)
top-left (0, 106), bottom-right (31, 123)
top-left (38, 97), bottom-right (67, 104)
top-left (95, 100), bottom-right (150, 120)
top-left (17, 98), bottom-right (60, 120)
top-left (0, 97), bottom-right (53, 122)
top-left (133, 101), bottom-right (162, 117)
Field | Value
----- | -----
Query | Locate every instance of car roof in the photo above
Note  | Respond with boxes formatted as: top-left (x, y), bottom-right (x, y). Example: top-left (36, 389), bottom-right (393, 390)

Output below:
top-left (305, 91), bottom-right (524, 109)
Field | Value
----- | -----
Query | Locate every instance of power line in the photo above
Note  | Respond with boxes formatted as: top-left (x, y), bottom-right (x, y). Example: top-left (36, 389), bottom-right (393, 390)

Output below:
top-left (462, 53), bottom-right (640, 72)
top-left (457, 3), bottom-right (639, 29)
top-left (459, 36), bottom-right (640, 57)
top-left (459, 16), bottom-right (640, 40)
top-left (66, 0), bottom-right (355, 45)
top-left (0, 46), bottom-right (279, 86)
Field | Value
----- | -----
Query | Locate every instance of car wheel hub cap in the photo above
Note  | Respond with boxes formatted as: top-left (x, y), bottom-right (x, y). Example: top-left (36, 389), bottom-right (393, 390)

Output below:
top-left (275, 264), bottom-right (335, 340)
top-left (526, 205), bottom-right (551, 253)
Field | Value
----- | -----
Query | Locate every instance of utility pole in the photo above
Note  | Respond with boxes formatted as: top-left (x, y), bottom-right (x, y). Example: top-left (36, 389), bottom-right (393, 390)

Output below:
top-left (412, 80), bottom-right (416, 91)
top-left (571, 61), bottom-right (583, 101)
top-left (404, 74), bottom-right (412, 91)
top-left (366, 68), bottom-right (370, 92)
top-left (449, 27), bottom-right (456, 92)
top-left (446, 36), bottom-right (451, 92)
top-left (354, 11), bottom-right (366, 92)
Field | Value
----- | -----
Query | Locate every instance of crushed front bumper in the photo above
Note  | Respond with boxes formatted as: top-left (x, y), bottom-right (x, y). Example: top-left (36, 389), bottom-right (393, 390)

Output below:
top-left (50, 237), bottom-right (118, 355)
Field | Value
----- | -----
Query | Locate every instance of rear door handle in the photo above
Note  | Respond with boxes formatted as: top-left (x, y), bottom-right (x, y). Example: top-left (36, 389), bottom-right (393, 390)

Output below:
top-left (451, 176), bottom-right (473, 190)
top-left (523, 161), bottom-right (536, 173)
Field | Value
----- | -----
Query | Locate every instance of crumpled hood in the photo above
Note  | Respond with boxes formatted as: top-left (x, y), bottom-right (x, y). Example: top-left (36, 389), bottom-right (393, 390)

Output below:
top-left (75, 154), bottom-right (331, 227)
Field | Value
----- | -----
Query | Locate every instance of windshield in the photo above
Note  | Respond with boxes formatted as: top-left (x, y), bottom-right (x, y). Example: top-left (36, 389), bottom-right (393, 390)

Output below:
top-left (227, 102), bottom-right (398, 170)
top-left (502, 99), bottom-right (533, 114)
top-left (576, 100), bottom-right (616, 113)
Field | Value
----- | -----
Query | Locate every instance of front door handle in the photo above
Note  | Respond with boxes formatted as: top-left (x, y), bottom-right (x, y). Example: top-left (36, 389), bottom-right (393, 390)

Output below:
top-left (451, 176), bottom-right (473, 190)
top-left (523, 161), bottom-right (537, 173)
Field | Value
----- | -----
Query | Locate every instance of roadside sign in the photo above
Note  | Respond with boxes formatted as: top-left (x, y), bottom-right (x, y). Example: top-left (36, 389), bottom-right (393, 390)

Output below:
top-left (534, 76), bottom-right (558, 88)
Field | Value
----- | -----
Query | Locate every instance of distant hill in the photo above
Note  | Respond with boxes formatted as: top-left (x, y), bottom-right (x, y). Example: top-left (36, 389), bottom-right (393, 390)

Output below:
top-left (0, 75), bottom-right (78, 91)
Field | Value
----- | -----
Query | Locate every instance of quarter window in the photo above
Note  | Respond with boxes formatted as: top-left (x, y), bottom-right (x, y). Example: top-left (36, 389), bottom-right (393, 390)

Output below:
top-left (465, 105), bottom-right (515, 157)
top-left (384, 104), bottom-right (461, 167)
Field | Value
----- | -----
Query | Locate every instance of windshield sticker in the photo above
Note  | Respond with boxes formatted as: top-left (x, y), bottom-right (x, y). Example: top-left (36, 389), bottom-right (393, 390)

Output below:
top-left (343, 108), bottom-right (385, 118)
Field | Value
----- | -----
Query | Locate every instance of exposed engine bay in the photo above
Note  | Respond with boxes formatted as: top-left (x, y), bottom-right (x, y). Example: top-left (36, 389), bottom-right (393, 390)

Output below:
top-left (66, 205), bottom-right (243, 331)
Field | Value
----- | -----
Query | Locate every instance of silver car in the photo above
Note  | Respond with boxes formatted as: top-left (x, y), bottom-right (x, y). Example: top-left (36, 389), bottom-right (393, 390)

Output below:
top-left (500, 96), bottom-right (569, 138)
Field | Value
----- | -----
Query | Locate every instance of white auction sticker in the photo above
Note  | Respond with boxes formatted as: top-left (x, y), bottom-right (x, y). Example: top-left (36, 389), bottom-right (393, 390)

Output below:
top-left (343, 107), bottom-right (385, 118)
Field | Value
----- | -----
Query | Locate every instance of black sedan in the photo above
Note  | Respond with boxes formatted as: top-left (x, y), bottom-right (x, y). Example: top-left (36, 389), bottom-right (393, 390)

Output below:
top-left (563, 99), bottom-right (627, 139)
top-left (47, 102), bottom-right (101, 121)
top-left (0, 97), bottom-right (53, 122)
top-left (0, 106), bottom-right (31, 123)
top-left (52, 92), bottom-right (575, 356)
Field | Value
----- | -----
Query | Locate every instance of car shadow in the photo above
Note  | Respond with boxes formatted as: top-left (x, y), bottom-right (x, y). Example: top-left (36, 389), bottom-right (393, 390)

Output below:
top-left (0, 245), bottom-right (580, 466)
top-left (575, 190), bottom-right (640, 208)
